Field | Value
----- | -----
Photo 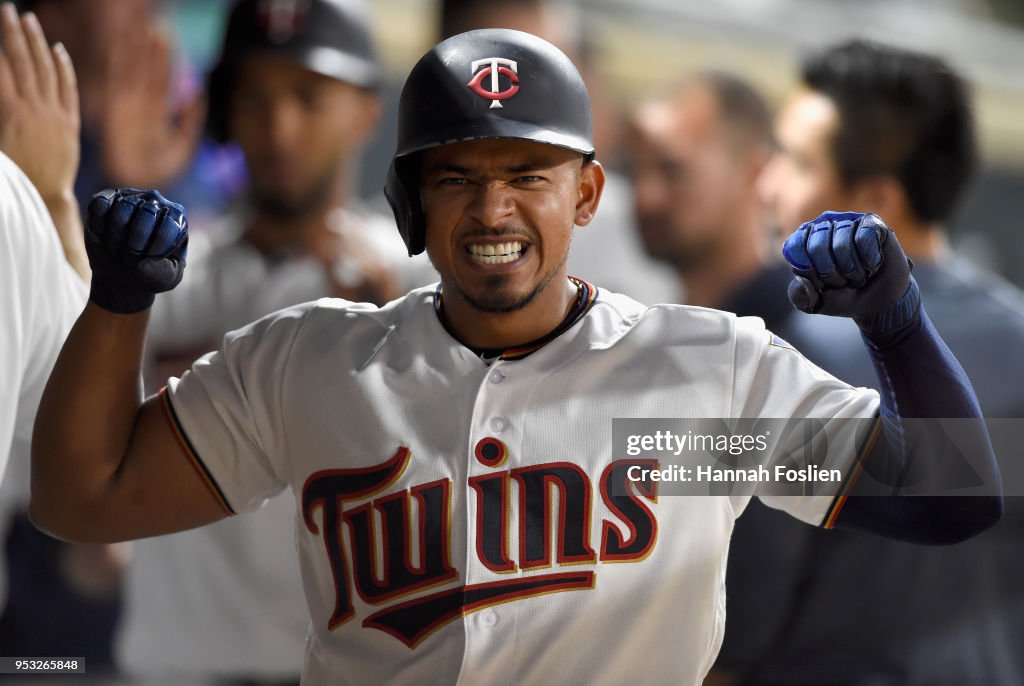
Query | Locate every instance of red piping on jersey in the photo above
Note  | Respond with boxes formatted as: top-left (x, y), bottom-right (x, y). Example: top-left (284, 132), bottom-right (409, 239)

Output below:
top-left (159, 387), bottom-right (236, 516)
top-left (822, 414), bottom-right (884, 529)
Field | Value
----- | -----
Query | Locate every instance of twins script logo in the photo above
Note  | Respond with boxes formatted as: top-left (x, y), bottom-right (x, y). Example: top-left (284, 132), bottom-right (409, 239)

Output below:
top-left (467, 58), bottom-right (520, 108)
top-left (302, 442), bottom-right (659, 648)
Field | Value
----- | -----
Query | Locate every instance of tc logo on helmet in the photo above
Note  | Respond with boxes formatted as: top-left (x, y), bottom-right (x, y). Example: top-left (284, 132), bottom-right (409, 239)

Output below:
top-left (467, 58), bottom-right (520, 109)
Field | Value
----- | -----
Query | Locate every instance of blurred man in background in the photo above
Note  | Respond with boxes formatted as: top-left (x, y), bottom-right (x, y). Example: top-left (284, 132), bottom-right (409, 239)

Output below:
top-left (440, 0), bottom-right (677, 305)
top-left (715, 39), bottom-right (1024, 685)
top-left (628, 71), bottom-right (786, 317)
top-left (112, 1), bottom-right (432, 684)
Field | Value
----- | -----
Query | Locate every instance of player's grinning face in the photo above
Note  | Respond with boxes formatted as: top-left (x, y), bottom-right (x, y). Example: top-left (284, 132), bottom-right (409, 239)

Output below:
top-left (419, 139), bottom-right (603, 320)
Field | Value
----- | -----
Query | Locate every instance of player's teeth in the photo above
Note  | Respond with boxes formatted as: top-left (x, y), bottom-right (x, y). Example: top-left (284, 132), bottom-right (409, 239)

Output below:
top-left (468, 241), bottom-right (524, 264)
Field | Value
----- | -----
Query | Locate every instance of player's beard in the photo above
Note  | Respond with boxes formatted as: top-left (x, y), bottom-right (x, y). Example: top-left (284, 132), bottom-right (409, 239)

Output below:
top-left (439, 239), bottom-right (570, 314)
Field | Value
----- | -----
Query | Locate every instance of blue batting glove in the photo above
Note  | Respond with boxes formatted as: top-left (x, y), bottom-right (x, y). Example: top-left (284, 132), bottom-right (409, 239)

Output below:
top-left (84, 188), bottom-right (189, 314)
top-left (782, 211), bottom-right (920, 337)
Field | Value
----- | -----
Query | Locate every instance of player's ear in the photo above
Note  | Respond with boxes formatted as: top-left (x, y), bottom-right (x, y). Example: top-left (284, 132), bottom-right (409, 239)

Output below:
top-left (575, 159), bottom-right (605, 227)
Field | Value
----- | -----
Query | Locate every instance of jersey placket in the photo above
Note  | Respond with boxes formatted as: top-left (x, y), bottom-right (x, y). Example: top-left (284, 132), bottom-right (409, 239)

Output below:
top-left (455, 356), bottom-right (526, 685)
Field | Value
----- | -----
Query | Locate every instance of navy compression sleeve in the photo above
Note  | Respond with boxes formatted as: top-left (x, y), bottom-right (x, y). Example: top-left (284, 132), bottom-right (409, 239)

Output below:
top-left (834, 284), bottom-right (1003, 544)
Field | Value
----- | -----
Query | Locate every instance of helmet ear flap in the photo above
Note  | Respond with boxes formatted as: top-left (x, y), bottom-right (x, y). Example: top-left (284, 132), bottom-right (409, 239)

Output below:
top-left (385, 156), bottom-right (425, 256)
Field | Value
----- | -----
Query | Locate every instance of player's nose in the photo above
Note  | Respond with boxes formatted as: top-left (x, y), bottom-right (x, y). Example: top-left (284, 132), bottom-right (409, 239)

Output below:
top-left (465, 182), bottom-right (515, 227)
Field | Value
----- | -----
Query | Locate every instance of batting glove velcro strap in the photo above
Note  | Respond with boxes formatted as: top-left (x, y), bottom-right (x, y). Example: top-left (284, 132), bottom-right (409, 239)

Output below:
top-left (782, 211), bottom-right (914, 321)
top-left (85, 188), bottom-right (189, 314)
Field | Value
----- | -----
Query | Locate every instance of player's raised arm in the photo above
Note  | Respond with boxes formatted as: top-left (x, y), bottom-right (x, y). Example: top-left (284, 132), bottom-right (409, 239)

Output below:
top-left (31, 189), bottom-right (228, 543)
top-left (782, 211), bottom-right (1002, 543)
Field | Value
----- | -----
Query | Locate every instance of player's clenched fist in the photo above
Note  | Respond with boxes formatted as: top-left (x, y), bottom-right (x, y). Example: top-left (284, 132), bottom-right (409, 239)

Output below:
top-left (85, 188), bottom-right (188, 314)
top-left (782, 211), bottom-right (917, 331)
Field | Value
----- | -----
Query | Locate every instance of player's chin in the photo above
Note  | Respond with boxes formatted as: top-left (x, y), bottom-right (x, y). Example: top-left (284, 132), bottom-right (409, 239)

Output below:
top-left (460, 275), bottom-right (543, 314)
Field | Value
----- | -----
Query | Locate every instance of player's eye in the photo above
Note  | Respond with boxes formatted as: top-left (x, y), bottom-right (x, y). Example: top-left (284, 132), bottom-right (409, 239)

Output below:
top-left (438, 177), bottom-right (469, 186)
top-left (514, 175), bottom-right (544, 184)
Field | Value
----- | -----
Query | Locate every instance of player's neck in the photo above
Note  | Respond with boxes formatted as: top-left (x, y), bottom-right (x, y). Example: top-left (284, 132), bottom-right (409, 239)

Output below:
top-left (438, 276), bottom-right (580, 351)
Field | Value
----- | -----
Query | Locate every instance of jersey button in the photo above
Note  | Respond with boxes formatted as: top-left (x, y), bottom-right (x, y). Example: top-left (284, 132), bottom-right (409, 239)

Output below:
top-left (480, 609), bottom-right (498, 628)
top-left (489, 369), bottom-right (505, 384)
top-left (489, 417), bottom-right (508, 433)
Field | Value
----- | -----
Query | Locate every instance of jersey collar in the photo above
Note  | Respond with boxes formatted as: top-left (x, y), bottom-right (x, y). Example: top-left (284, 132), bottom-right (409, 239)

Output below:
top-left (433, 277), bottom-right (598, 363)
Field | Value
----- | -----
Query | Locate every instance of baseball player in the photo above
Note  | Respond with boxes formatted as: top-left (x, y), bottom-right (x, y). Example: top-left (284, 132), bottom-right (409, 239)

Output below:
top-left (32, 30), bottom-right (1001, 685)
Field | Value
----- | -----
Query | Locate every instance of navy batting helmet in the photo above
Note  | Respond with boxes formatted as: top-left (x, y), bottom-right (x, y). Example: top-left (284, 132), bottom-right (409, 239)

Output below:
top-left (385, 29), bottom-right (595, 256)
top-left (206, 0), bottom-right (380, 143)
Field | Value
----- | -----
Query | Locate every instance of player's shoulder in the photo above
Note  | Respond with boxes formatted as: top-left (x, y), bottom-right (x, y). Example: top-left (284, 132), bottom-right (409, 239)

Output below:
top-left (294, 284), bottom-right (436, 339)
top-left (212, 286), bottom-right (415, 341)
top-left (593, 286), bottom-right (772, 349)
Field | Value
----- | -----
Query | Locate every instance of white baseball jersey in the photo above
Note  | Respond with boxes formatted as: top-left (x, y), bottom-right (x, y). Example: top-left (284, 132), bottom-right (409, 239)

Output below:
top-left (164, 283), bottom-right (878, 685)
top-left (0, 150), bottom-right (87, 605)
top-left (119, 203), bottom-right (435, 680)
top-left (0, 151), bottom-right (87, 478)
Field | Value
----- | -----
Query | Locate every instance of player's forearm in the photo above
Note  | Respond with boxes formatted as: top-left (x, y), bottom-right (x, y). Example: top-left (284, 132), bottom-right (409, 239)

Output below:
top-left (30, 303), bottom-right (149, 538)
top-left (782, 213), bottom-right (1003, 542)
top-left (839, 306), bottom-right (1003, 543)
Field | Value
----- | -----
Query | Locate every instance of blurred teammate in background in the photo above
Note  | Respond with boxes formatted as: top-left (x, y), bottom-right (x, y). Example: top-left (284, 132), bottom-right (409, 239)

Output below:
top-left (715, 39), bottom-right (1024, 685)
top-left (628, 71), bottom-right (786, 317)
top-left (114, 1), bottom-right (429, 684)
